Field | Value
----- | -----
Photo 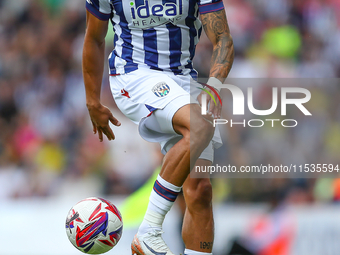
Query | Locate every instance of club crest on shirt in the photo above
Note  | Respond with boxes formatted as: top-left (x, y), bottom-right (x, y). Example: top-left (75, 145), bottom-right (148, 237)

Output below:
top-left (152, 82), bottom-right (170, 97)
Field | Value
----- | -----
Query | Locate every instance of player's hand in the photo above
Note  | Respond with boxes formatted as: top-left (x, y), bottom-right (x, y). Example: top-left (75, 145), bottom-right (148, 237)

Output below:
top-left (87, 103), bottom-right (121, 142)
top-left (197, 87), bottom-right (222, 119)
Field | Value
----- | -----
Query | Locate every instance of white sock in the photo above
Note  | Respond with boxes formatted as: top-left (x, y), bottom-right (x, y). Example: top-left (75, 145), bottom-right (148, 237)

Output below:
top-left (184, 249), bottom-right (213, 255)
top-left (138, 175), bottom-right (181, 235)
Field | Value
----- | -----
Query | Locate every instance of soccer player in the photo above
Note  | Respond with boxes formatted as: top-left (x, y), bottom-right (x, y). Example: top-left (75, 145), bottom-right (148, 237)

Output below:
top-left (83, 0), bottom-right (234, 255)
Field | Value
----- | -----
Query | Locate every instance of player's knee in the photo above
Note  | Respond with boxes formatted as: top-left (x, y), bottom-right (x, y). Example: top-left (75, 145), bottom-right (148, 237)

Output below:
top-left (190, 116), bottom-right (214, 149)
top-left (185, 179), bottom-right (212, 211)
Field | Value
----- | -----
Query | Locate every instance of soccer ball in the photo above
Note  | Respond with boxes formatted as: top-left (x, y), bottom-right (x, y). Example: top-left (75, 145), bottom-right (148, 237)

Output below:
top-left (65, 197), bottom-right (123, 254)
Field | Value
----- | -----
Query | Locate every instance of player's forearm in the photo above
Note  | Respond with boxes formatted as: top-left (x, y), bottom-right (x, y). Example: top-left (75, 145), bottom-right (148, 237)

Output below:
top-left (209, 34), bottom-right (234, 82)
top-left (201, 9), bottom-right (234, 82)
top-left (82, 36), bottom-right (106, 108)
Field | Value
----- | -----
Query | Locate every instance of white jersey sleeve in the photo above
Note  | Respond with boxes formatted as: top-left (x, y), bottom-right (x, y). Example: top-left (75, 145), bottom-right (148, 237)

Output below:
top-left (198, 0), bottom-right (225, 15)
top-left (86, 0), bottom-right (112, 21)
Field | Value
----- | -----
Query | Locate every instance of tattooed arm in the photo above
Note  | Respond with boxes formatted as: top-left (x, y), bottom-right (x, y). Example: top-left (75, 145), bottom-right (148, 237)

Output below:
top-left (201, 9), bottom-right (234, 82)
top-left (197, 9), bottom-right (234, 118)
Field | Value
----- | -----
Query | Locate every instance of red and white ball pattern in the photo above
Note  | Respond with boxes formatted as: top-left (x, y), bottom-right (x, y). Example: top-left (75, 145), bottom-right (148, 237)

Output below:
top-left (65, 197), bottom-right (123, 254)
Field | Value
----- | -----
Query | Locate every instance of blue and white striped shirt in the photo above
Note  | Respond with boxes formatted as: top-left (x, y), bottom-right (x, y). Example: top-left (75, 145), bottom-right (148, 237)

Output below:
top-left (86, 0), bottom-right (224, 77)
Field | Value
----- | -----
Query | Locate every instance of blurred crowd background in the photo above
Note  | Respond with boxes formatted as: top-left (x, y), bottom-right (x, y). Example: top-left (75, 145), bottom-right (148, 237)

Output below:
top-left (0, 0), bottom-right (340, 207)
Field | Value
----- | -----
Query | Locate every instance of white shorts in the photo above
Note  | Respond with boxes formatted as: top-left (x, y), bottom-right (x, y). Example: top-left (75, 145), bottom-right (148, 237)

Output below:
top-left (109, 67), bottom-right (222, 162)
